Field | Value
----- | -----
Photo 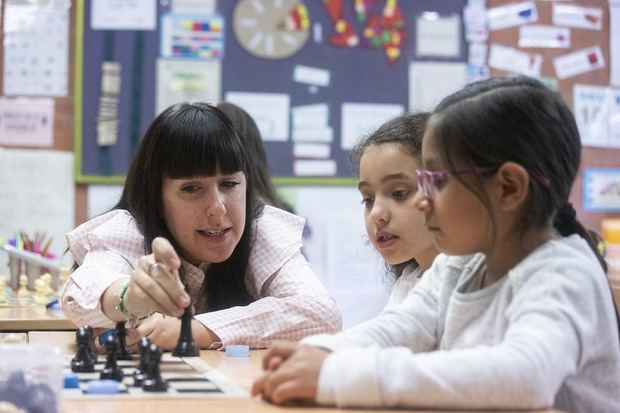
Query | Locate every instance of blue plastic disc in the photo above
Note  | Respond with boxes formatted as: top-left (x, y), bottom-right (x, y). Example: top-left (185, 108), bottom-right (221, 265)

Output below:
top-left (85, 380), bottom-right (120, 394)
top-left (63, 373), bottom-right (80, 388)
top-left (225, 344), bottom-right (250, 357)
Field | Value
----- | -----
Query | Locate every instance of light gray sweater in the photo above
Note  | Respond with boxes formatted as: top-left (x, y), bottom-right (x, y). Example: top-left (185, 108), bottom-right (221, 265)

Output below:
top-left (303, 235), bottom-right (620, 412)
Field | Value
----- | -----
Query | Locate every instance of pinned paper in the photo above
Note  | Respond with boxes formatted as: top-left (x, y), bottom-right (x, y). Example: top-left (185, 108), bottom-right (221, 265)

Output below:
top-left (573, 84), bottom-right (620, 148)
top-left (487, 1), bottom-right (537, 31)
top-left (552, 4), bottom-right (602, 31)
top-left (91, 0), bottom-right (156, 30)
top-left (554, 46), bottom-right (605, 80)
top-left (293, 143), bottom-right (331, 159)
top-left (225, 91), bottom-right (290, 142)
top-left (0, 98), bottom-right (54, 147)
top-left (156, 59), bottom-right (221, 114)
top-left (468, 43), bottom-right (488, 66)
top-left (161, 14), bottom-right (224, 59)
top-left (416, 14), bottom-right (460, 58)
top-left (519, 25), bottom-right (570, 49)
top-left (464, 1), bottom-right (488, 43)
top-left (291, 103), bottom-right (333, 143)
top-left (340, 103), bottom-right (403, 150)
top-left (293, 65), bottom-right (331, 87)
top-left (488, 44), bottom-right (542, 78)
top-left (294, 160), bottom-right (337, 176)
top-left (409, 62), bottom-right (467, 110)
top-left (583, 168), bottom-right (620, 211)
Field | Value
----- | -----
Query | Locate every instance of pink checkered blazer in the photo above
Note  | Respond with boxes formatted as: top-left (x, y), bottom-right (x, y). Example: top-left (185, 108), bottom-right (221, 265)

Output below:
top-left (61, 205), bottom-right (341, 348)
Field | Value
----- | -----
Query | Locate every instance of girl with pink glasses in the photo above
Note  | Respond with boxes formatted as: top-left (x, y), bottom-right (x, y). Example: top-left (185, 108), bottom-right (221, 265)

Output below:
top-left (252, 77), bottom-right (620, 413)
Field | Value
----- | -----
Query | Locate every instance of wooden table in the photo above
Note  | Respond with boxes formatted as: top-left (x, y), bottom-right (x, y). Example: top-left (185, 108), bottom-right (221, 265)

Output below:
top-left (28, 332), bottom-right (564, 413)
top-left (0, 306), bottom-right (75, 331)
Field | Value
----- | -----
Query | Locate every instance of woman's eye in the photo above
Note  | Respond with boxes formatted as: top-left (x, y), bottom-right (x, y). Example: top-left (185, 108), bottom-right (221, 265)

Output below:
top-left (181, 185), bottom-right (200, 193)
top-left (221, 181), bottom-right (241, 188)
top-left (392, 190), bottom-right (409, 200)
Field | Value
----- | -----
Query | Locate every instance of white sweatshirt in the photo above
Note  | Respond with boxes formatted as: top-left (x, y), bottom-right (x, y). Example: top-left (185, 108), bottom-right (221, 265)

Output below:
top-left (303, 235), bottom-right (620, 412)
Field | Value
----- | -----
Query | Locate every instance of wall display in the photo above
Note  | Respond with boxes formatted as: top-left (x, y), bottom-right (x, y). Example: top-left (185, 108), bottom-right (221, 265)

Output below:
top-left (74, 0), bottom-right (466, 184)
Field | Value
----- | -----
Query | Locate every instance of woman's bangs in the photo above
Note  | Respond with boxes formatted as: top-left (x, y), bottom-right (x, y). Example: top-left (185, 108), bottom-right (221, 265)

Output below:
top-left (162, 128), bottom-right (247, 179)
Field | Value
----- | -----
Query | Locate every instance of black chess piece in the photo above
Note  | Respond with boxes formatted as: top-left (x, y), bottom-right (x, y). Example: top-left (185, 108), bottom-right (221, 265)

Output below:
top-left (172, 307), bottom-right (199, 357)
top-left (142, 344), bottom-right (168, 392)
top-left (115, 321), bottom-right (133, 360)
top-left (71, 325), bottom-right (96, 373)
top-left (132, 337), bottom-right (151, 386)
top-left (100, 334), bottom-right (124, 382)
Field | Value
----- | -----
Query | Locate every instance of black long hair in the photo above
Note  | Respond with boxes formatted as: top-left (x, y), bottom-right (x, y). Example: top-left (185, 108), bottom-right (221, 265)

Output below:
top-left (432, 76), bottom-right (619, 336)
top-left (115, 102), bottom-right (260, 311)
top-left (433, 76), bottom-right (605, 269)
top-left (217, 102), bottom-right (291, 211)
top-left (350, 112), bottom-right (431, 278)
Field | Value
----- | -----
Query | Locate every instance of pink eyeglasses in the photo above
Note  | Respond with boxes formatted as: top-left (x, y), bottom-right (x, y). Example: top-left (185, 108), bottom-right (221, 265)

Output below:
top-left (416, 166), bottom-right (550, 198)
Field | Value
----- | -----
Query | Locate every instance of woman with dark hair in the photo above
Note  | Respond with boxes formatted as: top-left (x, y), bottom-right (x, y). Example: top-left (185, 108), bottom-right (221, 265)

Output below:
top-left (61, 102), bottom-right (341, 350)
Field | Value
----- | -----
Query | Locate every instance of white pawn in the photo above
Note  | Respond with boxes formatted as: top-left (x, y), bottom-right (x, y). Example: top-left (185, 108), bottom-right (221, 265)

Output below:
top-left (40, 273), bottom-right (54, 299)
top-left (58, 266), bottom-right (70, 291)
top-left (16, 274), bottom-right (31, 302)
top-left (0, 278), bottom-right (6, 304)
top-left (33, 278), bottom-right (48, 305)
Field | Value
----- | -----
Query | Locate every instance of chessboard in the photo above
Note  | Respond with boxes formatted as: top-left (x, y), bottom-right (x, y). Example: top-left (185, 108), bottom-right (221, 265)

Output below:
top-left (63, 353), bottom-right (248, 399)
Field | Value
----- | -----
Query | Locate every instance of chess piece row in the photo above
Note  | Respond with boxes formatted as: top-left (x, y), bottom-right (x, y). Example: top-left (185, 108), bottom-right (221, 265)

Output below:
top-left (70, 324), bottom-right (168, 392)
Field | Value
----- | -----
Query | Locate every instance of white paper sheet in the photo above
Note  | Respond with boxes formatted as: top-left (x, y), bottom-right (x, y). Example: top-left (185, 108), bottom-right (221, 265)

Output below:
top-left (468, 43), bottom-right (488, 66)
top-left (340, 103), bottom-right (404, 150)
top-left (172, 0), bottom-right (216, 14)
top-left (293, 65), bottom-right (331, 87)
top-left (0, 98), bottom-right (54, 147)
top-left (0, 148), bottom-right (75, 273)
top-left (3, 0), bottom-right (69, 97)
top-left (91, 0), bottom-right (156, 30)
top-left (519, 25), bottom-right (570, 49)
top-left (293, 143), bottom-right (331, 159)
top-left (293, 159), bottom-right (337, 176)
top-left (156, 59), bottom-right (221, 114)
top-left (409, 61), bottom-right (467, 111)
top-left (87, 185), bottom-right (123, 219)
top-left (284, 186), bottom-right (389, 327)
top-left (161, 14), bottom-right (225, 59)
top-left (488, 43), bottom-right (542, 77)
top-left (487, 1), bottom-right (537, 31)
top-left (291, 127), bottom-right (334, 143)
top-left (552, 4), bottom-right (602, 31)
top-left (291, 103), bottom-right (329, 128)
top-left (554, 46), bottom-right (605, 80)
top-left (464, 0), bottom-right (488, 43)
top-left (416, 14), bottom-right (461, 57)
top-left (225, 91), bottom-right (290, 142)
top-left (611, 5), bottom-right (620, 86)
top-left (573, 84), bottom-right (620, 148)
top-left (583, 168), bottom-right (620, 211)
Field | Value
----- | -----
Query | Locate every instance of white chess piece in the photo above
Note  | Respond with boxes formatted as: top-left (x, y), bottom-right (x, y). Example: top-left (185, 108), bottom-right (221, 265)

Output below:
top-left (58, 266), bottom-right (70, 291)
top-left (33, 278), bottom-right (49, 305)
top-left (16, 274), bottom-right (31, 302)
top-left (40, 273), bottom-right (54, 299)
top-left (0, 278), bottom-right (7, 304)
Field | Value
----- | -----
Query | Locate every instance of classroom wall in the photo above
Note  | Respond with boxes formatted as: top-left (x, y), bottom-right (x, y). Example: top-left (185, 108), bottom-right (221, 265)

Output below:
top-left (1, 0), bottom-right (619, 326)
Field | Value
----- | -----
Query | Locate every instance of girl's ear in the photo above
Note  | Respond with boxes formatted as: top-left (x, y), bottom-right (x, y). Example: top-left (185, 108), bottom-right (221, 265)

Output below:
top-left (493, 162), bottom-right (530, 212)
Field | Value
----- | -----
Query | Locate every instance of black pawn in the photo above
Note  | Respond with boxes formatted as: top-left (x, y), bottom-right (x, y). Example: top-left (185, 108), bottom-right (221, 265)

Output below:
top-left (115, 321), bottom-right (133, 360)
top-left (132, 337), bottom-right (151, 386)
top-left (71, 325), bottom-right (96, 372)
top-left (172, 307), bottom-right (199, 357)
top-left (100, 335), bottom-right (124, 382)
top-left (142, 344), bottom-right (168, 392)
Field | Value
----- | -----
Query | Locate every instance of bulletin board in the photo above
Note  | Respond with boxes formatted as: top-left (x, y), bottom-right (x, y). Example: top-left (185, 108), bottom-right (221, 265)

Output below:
top-left (74, 0), bottom-right (467, 185)
top-left (487, 0), bottom-right (618, 231)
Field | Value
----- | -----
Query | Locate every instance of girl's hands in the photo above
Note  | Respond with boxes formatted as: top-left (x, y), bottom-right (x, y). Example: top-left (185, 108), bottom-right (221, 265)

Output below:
top-left (252, 342), bottom-right (329, 405)
top-left (124, 237), bottom-right (190, 318)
